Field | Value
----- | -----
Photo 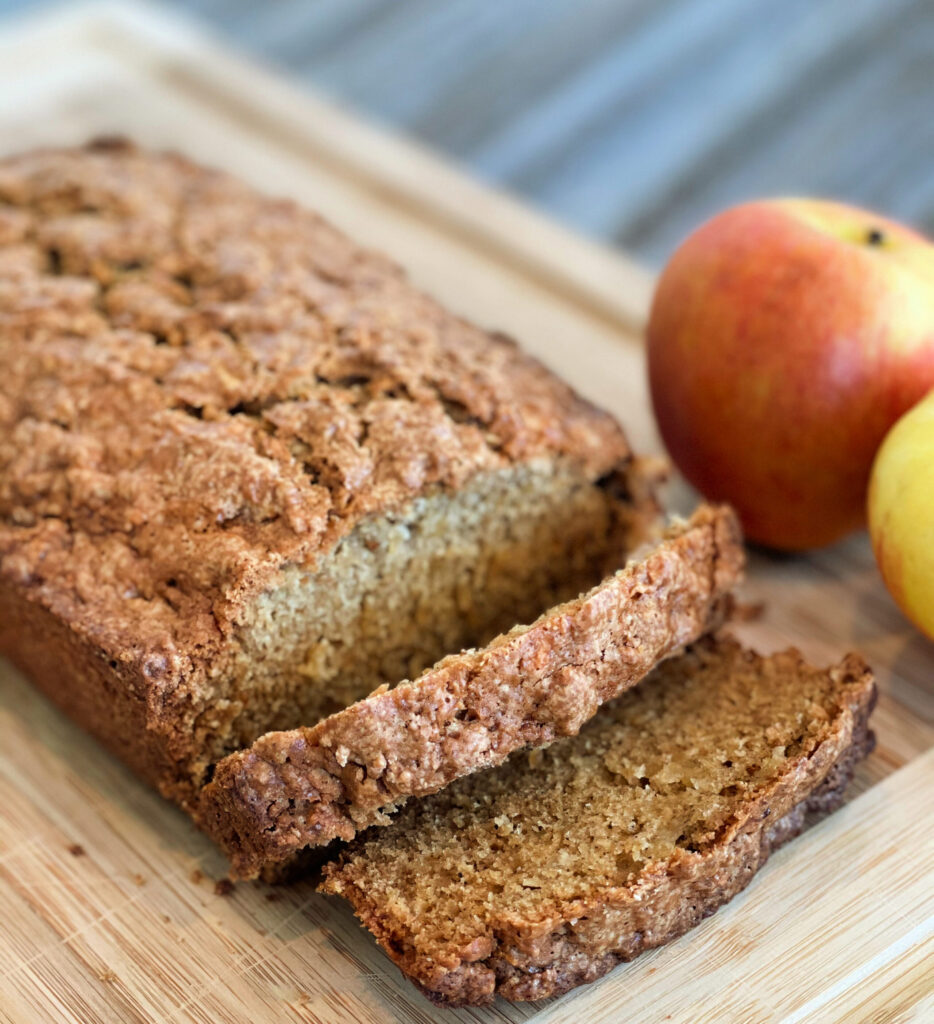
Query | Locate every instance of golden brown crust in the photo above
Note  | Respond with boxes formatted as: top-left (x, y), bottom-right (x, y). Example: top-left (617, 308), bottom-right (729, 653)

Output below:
top-left (198, 505), bottom-right (744, 878)
top-left (0, 140), bottom-right (640, 798)
top-left (321, 641), bottom-right (876, 1007)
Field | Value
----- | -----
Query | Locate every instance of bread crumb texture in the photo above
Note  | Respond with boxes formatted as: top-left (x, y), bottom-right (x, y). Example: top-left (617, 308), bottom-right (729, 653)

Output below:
top-left (199, 506), bottom-right (742, 876)
top-left (322, 637), bottom-right (876, 1005)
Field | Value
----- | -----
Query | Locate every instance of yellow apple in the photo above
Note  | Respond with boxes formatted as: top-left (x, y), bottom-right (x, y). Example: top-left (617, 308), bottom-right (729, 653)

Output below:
top-left (648, 199), bottom-right (934, 550)
top-left (868, 391), bottom-right (934, 638)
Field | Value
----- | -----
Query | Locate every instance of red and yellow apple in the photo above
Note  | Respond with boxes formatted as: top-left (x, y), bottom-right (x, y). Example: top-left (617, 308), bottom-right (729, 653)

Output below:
top-left (869, 392), bottom-right (934, 639)
top-left (647, 199), bottom-right (934, 550)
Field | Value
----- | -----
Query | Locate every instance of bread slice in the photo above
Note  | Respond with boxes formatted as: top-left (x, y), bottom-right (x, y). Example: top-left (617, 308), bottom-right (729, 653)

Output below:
top-left (198, 505), bottom-right (743, 878)
top-left (321, 636), bottom-right (876, 1007)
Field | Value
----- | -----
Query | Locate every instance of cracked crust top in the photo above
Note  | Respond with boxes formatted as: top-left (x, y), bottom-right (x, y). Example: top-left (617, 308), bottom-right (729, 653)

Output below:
top-left (0, 140), bottom-right (633, 709)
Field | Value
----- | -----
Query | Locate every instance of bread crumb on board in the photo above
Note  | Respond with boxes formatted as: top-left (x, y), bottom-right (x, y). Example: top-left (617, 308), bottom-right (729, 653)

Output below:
top-left (734, 600), bottom-right (766, 622)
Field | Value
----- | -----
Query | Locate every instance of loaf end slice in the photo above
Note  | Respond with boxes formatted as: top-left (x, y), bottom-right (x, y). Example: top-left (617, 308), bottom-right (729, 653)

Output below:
top-left (320, 636), bottom-right (876, 1007)
top-left (198, 504), bottom-right (743, 877)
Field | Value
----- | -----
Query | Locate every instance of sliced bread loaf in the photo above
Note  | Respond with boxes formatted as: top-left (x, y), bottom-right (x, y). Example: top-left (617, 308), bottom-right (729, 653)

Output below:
top-left (0, 141), bottom-right (659, 811)
top-left (198, 505), bottom-right (743, 877)
top-left (321, 636), bottom-right (876, 1006)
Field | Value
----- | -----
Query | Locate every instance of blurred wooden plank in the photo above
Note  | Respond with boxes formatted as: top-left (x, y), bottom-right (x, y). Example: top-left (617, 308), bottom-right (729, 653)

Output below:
top-left (122, 0), bottom-right (932, 266)
top-left (126, 15), bottom-right (657, 334)
top-left (466, 0), bottom-right (756, 186)
top-left (525, 0), bottom-right (917, 240)
top-left (298, 0), bottom-right (552, 124)
top-left (621, 0), bottom-right (934, 259)
top-left (2, 0), bottom-right (932, 264)
top-left (406, 0), bottom-right (655, 158)
top-left (229, 0), bottom-right (390, 66)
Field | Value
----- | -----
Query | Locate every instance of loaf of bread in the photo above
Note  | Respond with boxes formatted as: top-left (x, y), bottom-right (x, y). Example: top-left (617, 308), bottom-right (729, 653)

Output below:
top-left (322, 637), bottom-right (876, 1006)
top-left (0, 142), bottom-right (875, 1012)
top-left (199, 505), bottom-right (743, 877)
top-left (0, 140), bottom-right (662, 817)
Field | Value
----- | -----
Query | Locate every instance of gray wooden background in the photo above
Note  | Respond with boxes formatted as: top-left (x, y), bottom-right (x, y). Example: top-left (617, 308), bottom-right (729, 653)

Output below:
top-left (4, 0), bottom-right (934, 265)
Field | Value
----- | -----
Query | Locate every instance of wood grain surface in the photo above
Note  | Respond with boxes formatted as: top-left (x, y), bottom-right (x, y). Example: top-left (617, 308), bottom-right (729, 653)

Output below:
top-left (0, 5), bottom-right (931, 1023)
top-left (4, 0), bottom-right (931, 266)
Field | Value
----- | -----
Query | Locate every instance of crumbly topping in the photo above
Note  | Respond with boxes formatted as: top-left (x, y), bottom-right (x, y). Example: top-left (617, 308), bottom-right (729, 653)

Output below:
top-left (0, 141), bottom-right (630, 692)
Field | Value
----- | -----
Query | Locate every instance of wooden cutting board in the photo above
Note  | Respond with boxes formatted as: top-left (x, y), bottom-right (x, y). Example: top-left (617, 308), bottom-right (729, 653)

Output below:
top-left (0, 4), bottom-right (931, 1023)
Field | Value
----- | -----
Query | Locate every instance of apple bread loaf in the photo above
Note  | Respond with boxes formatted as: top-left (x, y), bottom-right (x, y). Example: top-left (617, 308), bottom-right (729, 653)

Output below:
top-left (199, 505), bottom-right (743, 877)
top-left (322, 637), bottom-right (876, 1007)
top-left (0, 140), bottom-right (661, 815)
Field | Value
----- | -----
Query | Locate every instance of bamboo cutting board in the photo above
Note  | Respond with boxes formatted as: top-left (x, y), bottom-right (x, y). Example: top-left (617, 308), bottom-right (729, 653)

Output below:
top-left (0, 4), bottom-right (931, 1023)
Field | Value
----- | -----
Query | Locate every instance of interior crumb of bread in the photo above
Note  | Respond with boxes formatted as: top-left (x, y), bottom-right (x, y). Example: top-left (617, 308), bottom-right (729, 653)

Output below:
top-left (327, 643), bottom-right (843, 952)
top-left (203, 462), bottom-right (640, 765)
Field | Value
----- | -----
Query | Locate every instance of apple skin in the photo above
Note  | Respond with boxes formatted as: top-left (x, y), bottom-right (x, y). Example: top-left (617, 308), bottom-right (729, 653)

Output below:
top-left (647, 199), bottom-right (934, 550)
top-left (868, 392), bottom-right (934, 640)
